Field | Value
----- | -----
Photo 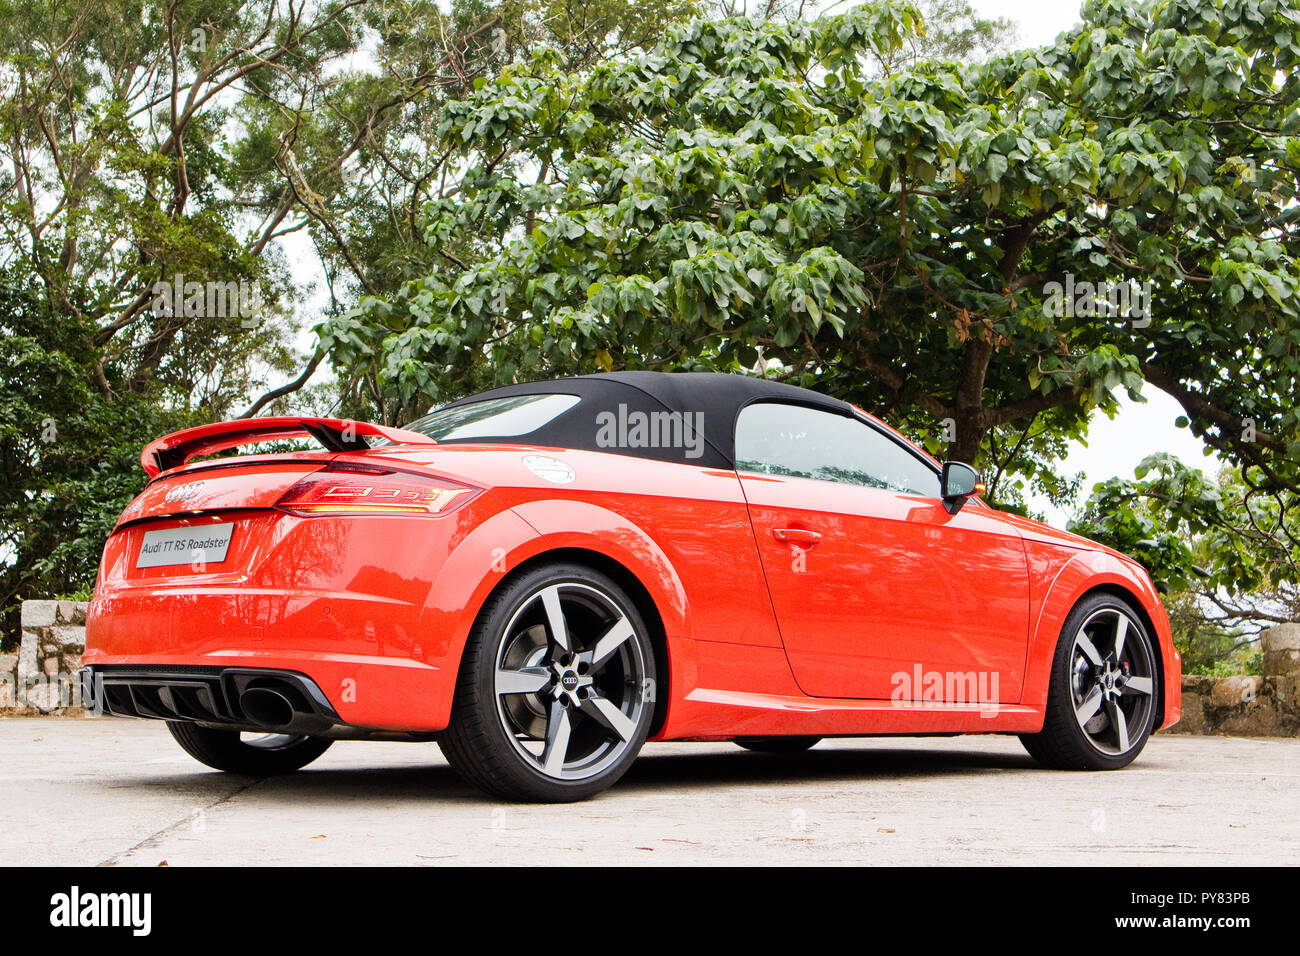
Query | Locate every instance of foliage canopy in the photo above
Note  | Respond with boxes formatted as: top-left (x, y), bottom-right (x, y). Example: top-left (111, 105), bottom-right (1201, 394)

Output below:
top-left (331, 0), bottom-right (1300, 515)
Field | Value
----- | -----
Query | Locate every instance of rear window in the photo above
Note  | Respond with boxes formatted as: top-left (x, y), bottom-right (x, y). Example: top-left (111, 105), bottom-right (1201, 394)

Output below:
top-left (401, 393), bottom-right (580, 441)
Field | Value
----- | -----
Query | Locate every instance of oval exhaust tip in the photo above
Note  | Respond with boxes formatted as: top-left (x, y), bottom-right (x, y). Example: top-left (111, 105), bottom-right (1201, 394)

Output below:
top-left (239, 687), bottom-right (296, 728)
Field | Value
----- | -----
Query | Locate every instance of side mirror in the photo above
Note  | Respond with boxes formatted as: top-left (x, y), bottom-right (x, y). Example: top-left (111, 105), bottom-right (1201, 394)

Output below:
top-left (941, 461), bottom-right (985, 514)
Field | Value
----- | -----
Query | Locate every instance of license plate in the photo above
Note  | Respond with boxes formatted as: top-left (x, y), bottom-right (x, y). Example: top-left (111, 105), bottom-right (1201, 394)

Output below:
top-left (136, 523), bottom-right (234, 569)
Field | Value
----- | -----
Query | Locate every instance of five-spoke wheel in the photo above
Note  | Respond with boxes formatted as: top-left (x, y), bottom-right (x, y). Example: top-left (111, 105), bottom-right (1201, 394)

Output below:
top-left (439, 564), bottom-right (656, 801)
top-left (1020, 593), bottom-right (1159, 770)
top-left (1068, 606), bottom-right (1156, 756)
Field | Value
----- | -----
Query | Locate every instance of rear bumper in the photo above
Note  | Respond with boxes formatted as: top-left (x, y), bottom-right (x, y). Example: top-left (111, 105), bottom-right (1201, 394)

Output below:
top-left (81, 665), bottom-right (340, 734)
top-left (84, 585), bottom-right (457, 732)
top-left (79, 664), bottom-right (447, 739)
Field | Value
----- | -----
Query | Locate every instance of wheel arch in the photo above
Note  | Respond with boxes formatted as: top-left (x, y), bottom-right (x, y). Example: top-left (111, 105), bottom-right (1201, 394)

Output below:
top-left (1022, 547), bottom-right (1179, 731)
top-left (416, 494), bottom-right (692, 730)
top-left (471, 546), bottom-right (672, 736)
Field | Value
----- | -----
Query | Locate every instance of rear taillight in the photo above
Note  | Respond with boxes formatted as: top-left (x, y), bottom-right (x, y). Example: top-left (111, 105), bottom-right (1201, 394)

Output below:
top-left (276, 464), bottom-right (479, 517)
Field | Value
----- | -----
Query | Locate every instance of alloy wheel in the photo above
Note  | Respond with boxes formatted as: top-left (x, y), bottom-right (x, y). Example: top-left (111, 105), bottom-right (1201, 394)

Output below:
top-left (1069, 607), bottom-right (1156, 756)
top-left (493, 582), bottom-right (650, 781)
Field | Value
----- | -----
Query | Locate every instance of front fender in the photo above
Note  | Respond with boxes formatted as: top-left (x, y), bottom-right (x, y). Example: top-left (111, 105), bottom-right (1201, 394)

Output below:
top-left (1021, 544), bottom-right (1180, 729)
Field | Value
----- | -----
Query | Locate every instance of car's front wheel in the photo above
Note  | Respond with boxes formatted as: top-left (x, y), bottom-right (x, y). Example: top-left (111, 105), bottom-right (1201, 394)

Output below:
top-left (166, 722), bottom-right (333, 774)
top-left (1019, 593), bottom-right (1159, 770)
top-left (439, 563), bottom-right (657, 802)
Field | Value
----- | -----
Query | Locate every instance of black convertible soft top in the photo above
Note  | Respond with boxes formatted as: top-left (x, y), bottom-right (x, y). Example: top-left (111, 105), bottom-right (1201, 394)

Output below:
top-left (433, 371), bottom-right (853, 469)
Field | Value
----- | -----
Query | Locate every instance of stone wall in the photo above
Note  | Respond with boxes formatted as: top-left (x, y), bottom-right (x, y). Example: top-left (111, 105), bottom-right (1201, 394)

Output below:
top-left (0, 600), bottom-right (88, 714)
top-left (1163, 623), bottom-right (1300, 737)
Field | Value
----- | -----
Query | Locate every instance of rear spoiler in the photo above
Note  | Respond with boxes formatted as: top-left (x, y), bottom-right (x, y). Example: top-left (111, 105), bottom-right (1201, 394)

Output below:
top-left (141, 416), bottom-right (435, 478)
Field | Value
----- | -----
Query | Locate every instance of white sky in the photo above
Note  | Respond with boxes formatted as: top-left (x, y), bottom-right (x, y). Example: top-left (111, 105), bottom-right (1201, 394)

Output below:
top-left (972, 0), bottom-right (1085, 47)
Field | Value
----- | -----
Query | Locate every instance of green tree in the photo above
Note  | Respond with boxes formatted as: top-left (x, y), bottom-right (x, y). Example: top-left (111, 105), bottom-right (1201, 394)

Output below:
top-left (329, 0), bottom-right (1300, 517)
top-left (0, 271), bottom-right (188, 644)
top-left (0, 0), bottom-right (346, 645)
top-left (1070, 453), bottom-right (1298, 672)
top-left (0, 0), bottom-right (494, 644)
top-left (0, 0), bottom-right (703, 648)
top-left (256, 0), bottom-right (702, 420)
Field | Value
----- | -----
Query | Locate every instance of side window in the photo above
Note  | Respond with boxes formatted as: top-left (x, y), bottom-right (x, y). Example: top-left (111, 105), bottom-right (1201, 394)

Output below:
top-left (735, 403), bottom-right (940, 496)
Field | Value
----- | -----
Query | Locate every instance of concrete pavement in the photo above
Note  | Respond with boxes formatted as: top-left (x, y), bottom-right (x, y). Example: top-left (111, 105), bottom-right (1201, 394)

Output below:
top-left (1, 717), bottom-right (1295, 865)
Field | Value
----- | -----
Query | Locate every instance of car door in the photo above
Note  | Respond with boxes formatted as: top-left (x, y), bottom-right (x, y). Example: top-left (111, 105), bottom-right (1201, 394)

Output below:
top-left (735, 402), bottom-right (1030, 702)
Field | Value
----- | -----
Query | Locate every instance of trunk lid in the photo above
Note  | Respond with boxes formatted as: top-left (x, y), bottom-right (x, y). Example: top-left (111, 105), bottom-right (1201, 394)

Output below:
top-left (117, 457), bottom-right (336, 527)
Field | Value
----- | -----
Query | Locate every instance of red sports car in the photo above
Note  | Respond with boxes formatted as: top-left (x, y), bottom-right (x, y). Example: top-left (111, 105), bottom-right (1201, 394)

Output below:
top-left (82, 372), bottom-right (1181, 801)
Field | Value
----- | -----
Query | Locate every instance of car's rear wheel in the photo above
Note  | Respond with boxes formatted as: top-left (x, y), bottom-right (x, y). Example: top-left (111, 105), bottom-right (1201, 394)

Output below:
top-left (1019, 593), bottom-right (1159, 770)
top-left (439, 563), bottom-right (657, 802)
top-left (166, 722), bottom-right (333, 774)
top-left (734, 736), bottom-right (822, 753)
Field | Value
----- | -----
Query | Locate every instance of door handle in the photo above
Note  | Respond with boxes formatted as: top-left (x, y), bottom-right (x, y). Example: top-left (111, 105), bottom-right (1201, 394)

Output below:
top-left (772, 528), bottom-right (822, 548)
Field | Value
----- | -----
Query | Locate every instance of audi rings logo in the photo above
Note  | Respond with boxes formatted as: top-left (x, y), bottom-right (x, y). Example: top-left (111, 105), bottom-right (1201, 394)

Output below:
top-left (164, 481), bottom-right (205, 504)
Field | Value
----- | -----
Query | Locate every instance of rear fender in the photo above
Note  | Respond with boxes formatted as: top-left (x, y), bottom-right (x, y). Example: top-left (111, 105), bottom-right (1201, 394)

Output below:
top-left (487, 499), bottom-right (689, 636)
top-left (418, 498), bottom-right (691, 728)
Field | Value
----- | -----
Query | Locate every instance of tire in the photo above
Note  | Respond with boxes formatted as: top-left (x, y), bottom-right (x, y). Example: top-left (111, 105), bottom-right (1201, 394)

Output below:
top-left (735, 736), bottom-right (821, 753)
top-left (1019, 593), bottom-right (1159, 770)
top-left (166, 722), bottom-right (333, 774)
top-left (438, 562), bottom-right (656, 802)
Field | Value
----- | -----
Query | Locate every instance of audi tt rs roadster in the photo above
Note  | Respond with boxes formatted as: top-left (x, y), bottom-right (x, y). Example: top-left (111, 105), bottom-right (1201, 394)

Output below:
top-left (83, 372), bottom-right (1181, 801)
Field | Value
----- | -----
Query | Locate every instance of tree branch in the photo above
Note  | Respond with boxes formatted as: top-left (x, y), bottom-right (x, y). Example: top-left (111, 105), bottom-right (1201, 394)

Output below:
top-left (242, 349), bottom-right (326, 418)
